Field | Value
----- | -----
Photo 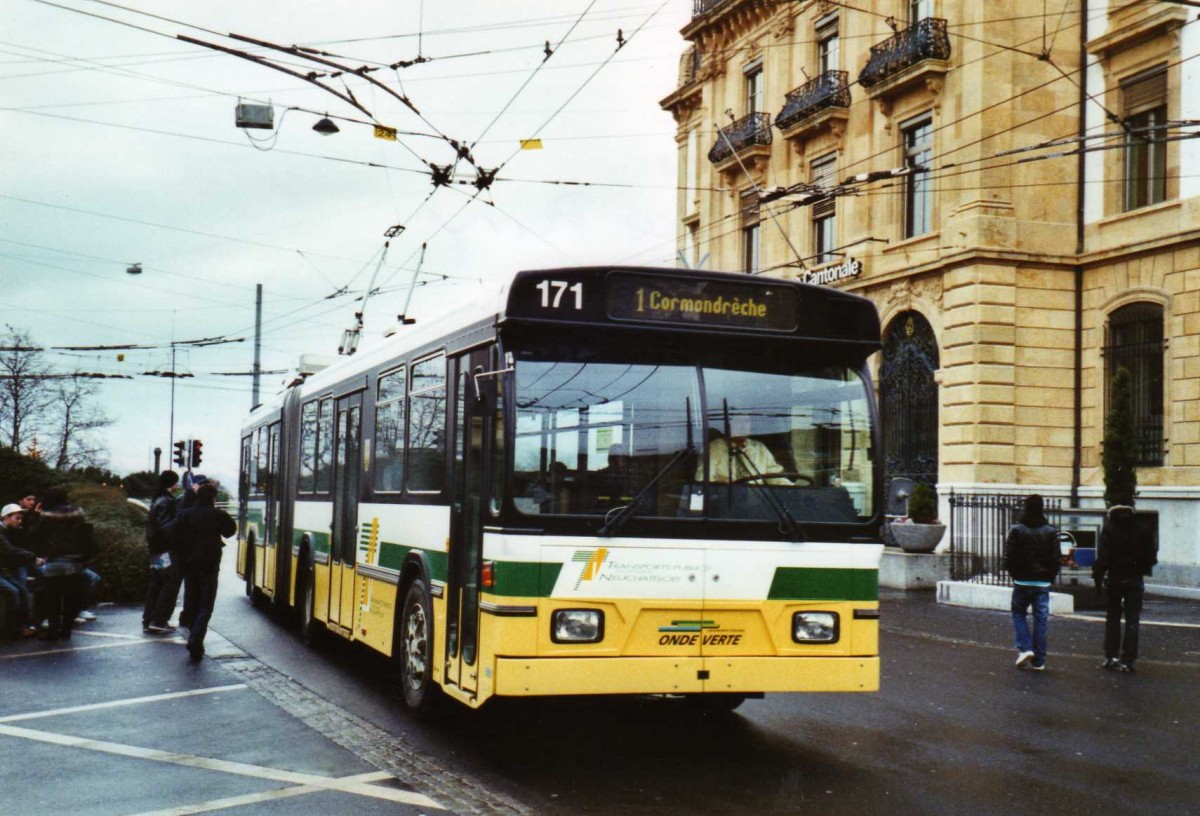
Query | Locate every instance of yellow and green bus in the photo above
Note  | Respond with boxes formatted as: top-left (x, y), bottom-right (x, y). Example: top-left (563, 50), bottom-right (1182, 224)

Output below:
top-left (238, 266), bottom-right (883, 713)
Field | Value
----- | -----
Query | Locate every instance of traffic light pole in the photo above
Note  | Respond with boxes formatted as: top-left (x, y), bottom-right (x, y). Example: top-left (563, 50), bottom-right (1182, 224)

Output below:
top-left (168, 342), bottom-right (176, 456)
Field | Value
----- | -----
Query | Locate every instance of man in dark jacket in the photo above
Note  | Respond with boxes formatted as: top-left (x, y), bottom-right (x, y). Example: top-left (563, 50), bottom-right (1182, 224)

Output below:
top-left (143, 470), bottom-right (180, 633)
top-left (1003, 494), bottom-right (1060, 671)
top-left (1, 503), bottom-right (44, 639)
top-left (166, 482), bottom-right (235, 661)
top-left (29, 488), bottom-right (97, 640)
top-left (1093, 504), bottom-right (1157, 672)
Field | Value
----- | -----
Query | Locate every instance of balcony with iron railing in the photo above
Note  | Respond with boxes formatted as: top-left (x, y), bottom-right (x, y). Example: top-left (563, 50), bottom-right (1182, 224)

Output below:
top-left (692, 0), bottom-right (731, 19)
top-left (858, 17), bottom-right (951, 96)
top-left (708, 112), bottom-right (773, 173)
top-left (775, 70), bottom-right (851, 141)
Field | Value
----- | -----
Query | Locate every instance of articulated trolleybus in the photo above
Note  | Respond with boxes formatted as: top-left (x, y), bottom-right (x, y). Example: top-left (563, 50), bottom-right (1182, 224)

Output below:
top-left (238, 266), bottom-right (883, 713)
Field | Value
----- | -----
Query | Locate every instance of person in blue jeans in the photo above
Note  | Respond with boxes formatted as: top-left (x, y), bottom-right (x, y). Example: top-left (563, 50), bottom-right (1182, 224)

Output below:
top-left (1003, 494), bottom-right (1061, 671)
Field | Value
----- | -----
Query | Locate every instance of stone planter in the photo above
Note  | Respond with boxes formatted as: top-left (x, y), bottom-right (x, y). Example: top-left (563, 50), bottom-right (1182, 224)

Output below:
top-left (889, 522), bottom-right (946, 553)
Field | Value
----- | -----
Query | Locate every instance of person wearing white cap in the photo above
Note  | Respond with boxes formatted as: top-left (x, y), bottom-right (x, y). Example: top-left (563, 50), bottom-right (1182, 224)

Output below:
top-left (0, 503), bottom-right (43, 639)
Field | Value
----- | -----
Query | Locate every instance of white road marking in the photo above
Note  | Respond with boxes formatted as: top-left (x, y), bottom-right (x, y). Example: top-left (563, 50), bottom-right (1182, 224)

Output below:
top-left (0, 638), bottom-right (173, 660)
top-left (0, 684), bottom-right (249, 724)
top-left (1059, 613), bottom-right (1200, 629)
top-left (73, 630), bottom-right (146, 640)
top-left (124, 771), bottom-right (395, 816)
top-left (0, 723), bottom-right (443, 809)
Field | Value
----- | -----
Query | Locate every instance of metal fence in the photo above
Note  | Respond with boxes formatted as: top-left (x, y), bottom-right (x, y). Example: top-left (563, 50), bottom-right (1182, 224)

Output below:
top-left (947, 491), bottom-right (1062, 585)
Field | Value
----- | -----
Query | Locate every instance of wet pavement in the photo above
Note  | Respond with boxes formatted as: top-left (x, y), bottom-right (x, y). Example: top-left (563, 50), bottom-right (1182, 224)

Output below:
top-left (2, 580), bottom-right (1198, 816)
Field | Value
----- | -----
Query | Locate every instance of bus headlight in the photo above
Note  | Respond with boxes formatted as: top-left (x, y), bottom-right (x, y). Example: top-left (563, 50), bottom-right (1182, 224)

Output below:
top-left (551, 609), bottom-right (604, 643)
top-left (792, 612), bottom-right (839, 643)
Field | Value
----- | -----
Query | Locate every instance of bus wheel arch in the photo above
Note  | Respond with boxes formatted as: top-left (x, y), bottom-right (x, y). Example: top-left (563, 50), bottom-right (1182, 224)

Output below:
top-left (298, 540), bottom-right (321, 647)
top-left (243, 529), bottom-right (257, 599)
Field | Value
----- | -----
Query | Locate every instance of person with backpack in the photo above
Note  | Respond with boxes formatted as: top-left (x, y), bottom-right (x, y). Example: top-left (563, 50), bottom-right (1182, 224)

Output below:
top-left (1003, 494), bottom-right (1061, 672)
top-left (166, 482), bottom-right (235, 661)
top-left (1093, 504), bottom-right (1158, 673)
top-left (143, 470), bottom-right (181, 634)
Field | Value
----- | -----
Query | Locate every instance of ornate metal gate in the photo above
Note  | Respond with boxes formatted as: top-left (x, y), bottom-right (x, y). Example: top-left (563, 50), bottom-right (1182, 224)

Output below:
top-left (880, 310), bottom-right (939, 488)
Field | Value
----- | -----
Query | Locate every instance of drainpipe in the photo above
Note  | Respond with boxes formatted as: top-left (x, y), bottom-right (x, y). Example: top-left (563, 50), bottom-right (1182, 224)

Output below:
top-left (1070, 0), bottom-right (1088, 508)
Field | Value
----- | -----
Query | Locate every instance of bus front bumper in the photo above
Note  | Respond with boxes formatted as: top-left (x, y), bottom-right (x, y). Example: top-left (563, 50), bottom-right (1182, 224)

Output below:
top-left (492, 655), bottom-right (879, 697)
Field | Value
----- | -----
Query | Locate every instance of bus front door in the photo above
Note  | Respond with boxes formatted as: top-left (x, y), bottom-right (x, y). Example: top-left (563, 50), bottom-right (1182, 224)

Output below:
top-left (329, 392), bottom-right (363, 632)
top-left (444, 349), bottom-right (494, 699)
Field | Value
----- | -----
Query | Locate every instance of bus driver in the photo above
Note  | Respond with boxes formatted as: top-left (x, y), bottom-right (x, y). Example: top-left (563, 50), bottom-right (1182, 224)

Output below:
top-left (697, 415), bottom-right (792, 485)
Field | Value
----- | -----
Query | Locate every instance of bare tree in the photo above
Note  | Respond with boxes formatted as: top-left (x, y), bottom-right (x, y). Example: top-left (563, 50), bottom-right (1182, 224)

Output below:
top-left (0, 326), bottom-right (51, 451)
top-left (48, 375), bottom-right (112, 469)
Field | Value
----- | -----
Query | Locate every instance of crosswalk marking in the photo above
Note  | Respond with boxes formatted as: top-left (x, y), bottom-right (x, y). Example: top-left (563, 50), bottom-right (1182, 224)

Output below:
top-left (124, 771), bottom-right (395, 816)
top-left (0, 684), bottom-right (248, 724)
top-left (0, 723), bottom-right (443, 809)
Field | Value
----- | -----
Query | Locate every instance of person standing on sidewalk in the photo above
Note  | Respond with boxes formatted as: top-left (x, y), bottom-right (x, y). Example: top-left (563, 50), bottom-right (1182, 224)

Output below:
top-left (167, 482), bottom-right (235, 661)
top-left (1093, 504), bottom-right (1157, 673)
top-left (143, 470), bottom-right (181, 634)
top-left (1003, 494), bottom-right (1061, 671)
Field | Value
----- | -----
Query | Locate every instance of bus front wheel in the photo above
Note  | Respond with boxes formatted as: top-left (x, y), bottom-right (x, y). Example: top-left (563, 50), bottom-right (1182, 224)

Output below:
top-left (396, 579), bottom-right (438, 716)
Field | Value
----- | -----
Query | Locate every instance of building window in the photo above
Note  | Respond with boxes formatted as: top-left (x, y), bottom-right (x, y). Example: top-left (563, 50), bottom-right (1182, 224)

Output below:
top-left (903, 116), bottom-right (933, 238)
top-left (684, 219), bottom-right (700, 269)
top-left (817, 16), bottom-right (839, 73)
top-left (910, 0), bottom-right (932, 22)
top-left (1104, 303), bottom-right (1164, 466)
top-left (811, 153), bottom-right (837, 265)
top-left (685, 128), bottom-right (698, 216)
top-left (741, 189), bottom-right (760, 273)
top-left (1122, 66), bottom-right (1167, 212)
top-left (745, 60), bottom-right (764, 115)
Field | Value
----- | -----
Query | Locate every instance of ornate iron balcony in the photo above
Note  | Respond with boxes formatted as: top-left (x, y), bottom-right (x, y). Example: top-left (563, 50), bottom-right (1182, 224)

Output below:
top-left (692, 0), bottom-right (731, 19)
top-left (776, 70), bottom-right (850, 132)
top-left (858, 18), bottom-right (951, 90)
top-left (708, 112), bottom-right (773, 164)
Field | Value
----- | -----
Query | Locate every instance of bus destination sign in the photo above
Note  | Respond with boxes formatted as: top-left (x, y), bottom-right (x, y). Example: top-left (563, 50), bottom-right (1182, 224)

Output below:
top-left (606, 272), bottom-right (798, 331)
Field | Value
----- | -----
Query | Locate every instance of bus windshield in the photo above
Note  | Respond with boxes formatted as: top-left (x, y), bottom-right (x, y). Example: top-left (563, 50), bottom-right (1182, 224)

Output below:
top-left (512, 358), bottom-right (874, 524)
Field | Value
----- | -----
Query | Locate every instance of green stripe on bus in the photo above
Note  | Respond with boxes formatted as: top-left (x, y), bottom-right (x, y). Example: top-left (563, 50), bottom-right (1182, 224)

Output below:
top-left (490, 561), bottom-right (564, 598)
top-left (767, 567), bottom-right (878, 601)
top-left (377, 542), bottom-right (449, 582)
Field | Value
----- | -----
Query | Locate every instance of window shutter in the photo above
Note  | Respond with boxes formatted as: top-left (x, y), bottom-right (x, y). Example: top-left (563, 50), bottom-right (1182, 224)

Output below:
top-left (1122, 67), bottom-right (1166, 115)
top-left (741, 190), bottom-right (760, 227)
top-left (811, 155), bottom-right (837, 219)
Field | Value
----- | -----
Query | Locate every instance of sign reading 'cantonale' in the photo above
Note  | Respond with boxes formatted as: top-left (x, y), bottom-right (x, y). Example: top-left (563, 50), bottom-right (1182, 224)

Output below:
top-left (801, 258), bottom-right (862, 286)
top-left (606, 272), bottom-right (798, 331)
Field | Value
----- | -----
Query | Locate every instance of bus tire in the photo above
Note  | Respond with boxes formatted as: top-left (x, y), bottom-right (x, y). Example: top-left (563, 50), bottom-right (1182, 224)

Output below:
top-left (396, 578), bottom-right (439, 716)
top-left (299, 559), bottom-right (321, 648)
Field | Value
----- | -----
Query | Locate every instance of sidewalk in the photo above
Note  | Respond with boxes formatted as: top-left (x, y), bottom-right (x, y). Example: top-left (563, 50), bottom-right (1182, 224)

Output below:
top-left (0, 604), bottom-right (442, 816)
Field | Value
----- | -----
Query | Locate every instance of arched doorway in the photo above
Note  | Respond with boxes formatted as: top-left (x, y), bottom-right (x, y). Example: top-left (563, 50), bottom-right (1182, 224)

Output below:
top-left (880, 310), bottom-right (939, 488)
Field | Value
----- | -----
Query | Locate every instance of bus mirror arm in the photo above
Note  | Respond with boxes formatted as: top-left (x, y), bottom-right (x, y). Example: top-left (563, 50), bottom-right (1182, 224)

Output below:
top-left (473, 365), bottom-right (514, 401)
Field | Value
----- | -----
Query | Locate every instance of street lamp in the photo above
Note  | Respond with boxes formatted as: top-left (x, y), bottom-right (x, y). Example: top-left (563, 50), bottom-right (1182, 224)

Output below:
top-left (126, 263), bottom-right (143, 275)
top-left (312, 115), bottom-right (339, 135)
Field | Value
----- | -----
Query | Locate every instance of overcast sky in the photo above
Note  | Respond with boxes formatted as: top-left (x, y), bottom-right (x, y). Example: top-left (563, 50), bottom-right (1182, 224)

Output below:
top-left (1, 0), bottom-right (692, 487)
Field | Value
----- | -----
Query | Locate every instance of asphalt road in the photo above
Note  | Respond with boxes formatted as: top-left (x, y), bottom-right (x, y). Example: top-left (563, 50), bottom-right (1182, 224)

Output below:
top-left (4, 558), bottom-right (1198, 816)
top-left (212, 564), bottom-right (1200, 816)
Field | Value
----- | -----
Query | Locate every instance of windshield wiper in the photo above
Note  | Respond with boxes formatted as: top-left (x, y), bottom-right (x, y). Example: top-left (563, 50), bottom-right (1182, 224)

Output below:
top-left (730, 448), bottom-right (806, 542)
top-left (598, 445), bottom-right (694, 537)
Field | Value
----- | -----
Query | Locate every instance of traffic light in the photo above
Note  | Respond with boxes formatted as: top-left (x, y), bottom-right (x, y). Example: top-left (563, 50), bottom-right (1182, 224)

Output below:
top-left (173, 440), bottom-right (187, 467)
top-left (190, 439), bottom-right (203, 468)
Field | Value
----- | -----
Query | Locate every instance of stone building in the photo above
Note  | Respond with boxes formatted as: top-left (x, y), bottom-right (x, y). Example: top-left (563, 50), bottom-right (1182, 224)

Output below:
top-left (660, 0), bottom-right (1200, 586)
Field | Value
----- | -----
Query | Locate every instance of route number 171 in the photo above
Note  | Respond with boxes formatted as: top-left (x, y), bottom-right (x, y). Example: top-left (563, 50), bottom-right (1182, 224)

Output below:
top-left (536, 279), bottom-right (583, 310)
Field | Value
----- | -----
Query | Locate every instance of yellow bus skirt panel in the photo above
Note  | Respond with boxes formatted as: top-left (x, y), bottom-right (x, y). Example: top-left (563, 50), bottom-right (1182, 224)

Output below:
top-left (492, 656), bottom-right (879, 696)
